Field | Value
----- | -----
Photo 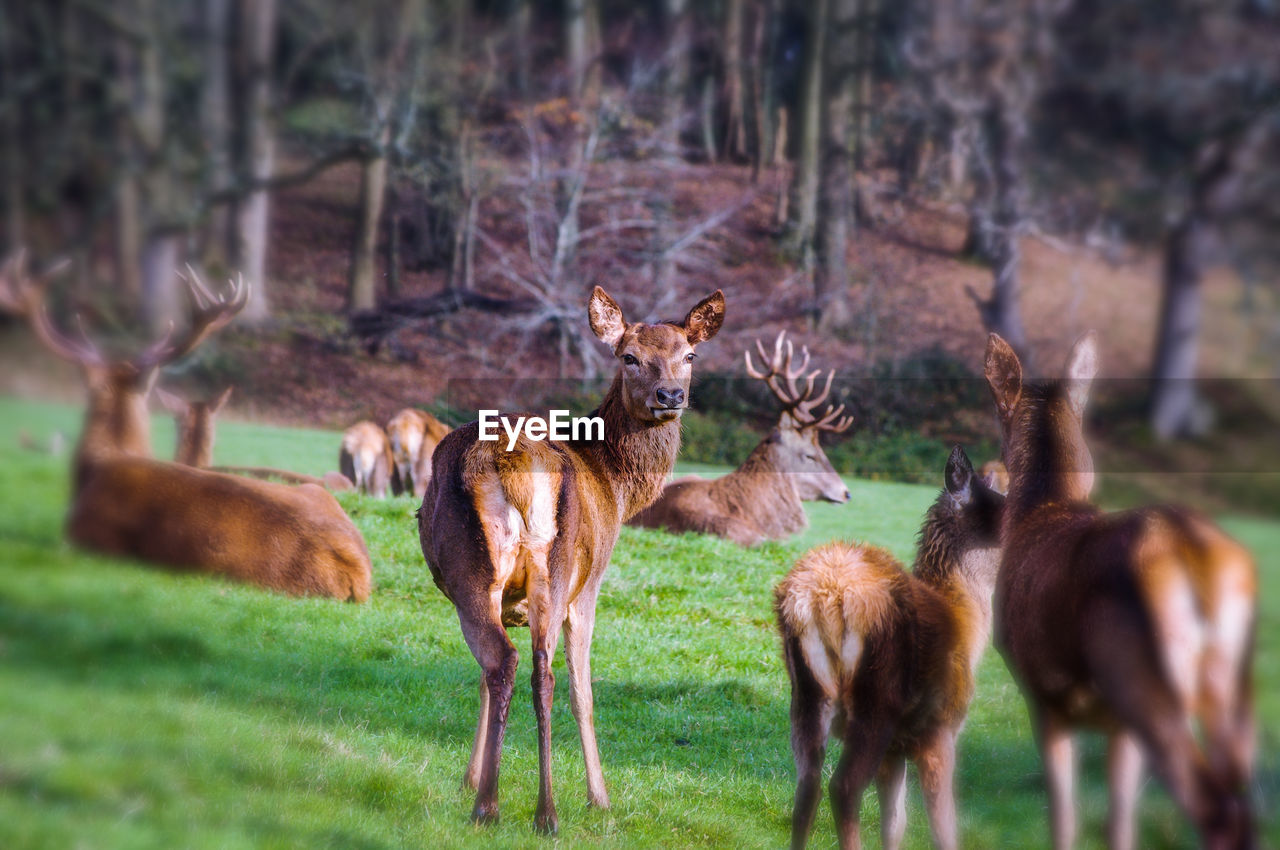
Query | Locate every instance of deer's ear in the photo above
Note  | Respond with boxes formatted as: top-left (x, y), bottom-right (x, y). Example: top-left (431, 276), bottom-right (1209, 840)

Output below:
top-left (683, 290), bottom-right (725, 345)
top-left (1065, 332), bottom-right (1097, 417)
top-left (945, 445), bottom-right (975, 507)
top-left (588, 286), bottom-right (626, 349)
top-left (211, 386), bottom-right (233, 414)
top-left (984, 333), bottom-right (1022, 424)
top-left (154, 386), bottom-right (186, 415)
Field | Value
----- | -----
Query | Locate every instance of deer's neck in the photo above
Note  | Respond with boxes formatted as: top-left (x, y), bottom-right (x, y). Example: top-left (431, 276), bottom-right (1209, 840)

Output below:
top-left (177, 415), bottom-right (214, 468)
top-left (914, 507), bottom-right (997, 675)
top-left (1005, 394), bottom-right (1092, 525)
top-left (712, 439), bottom-right (805, 531)
top-left (578, 376), bottom-right (682, 521)
top-left (77, 390), bottom-right (152, 473)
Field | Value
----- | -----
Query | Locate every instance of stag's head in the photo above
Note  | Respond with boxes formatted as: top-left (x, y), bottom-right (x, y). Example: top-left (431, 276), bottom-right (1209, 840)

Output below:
top-left (746, 331), bottom-right (852, 504)
top-left (589, 286), bottom-right (724, 424)
top-left (984, 332), bottom-right (1097, 503)
top-left (0, 252), bottom-right (248, 464)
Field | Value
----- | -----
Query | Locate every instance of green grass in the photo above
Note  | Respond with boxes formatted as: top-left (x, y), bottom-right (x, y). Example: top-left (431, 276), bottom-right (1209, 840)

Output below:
top-left (0, 396), bottom-right (1275, 848)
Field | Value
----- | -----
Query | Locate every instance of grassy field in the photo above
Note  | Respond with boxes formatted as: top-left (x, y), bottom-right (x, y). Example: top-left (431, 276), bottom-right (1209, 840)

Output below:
top-left (0, 396), bottom-right (1275, 849)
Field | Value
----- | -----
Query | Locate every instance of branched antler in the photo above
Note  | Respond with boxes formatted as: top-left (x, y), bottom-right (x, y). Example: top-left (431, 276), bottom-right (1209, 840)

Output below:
top-left (0, 250), bottom-right (103, 369)
top-left (744, 330), bottom-right (853, 433)
top-left (134, 265), bottom-right (250, 371)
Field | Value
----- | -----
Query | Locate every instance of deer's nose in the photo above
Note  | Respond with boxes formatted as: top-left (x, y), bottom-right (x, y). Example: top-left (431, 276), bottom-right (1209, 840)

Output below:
top-left (655, 387), bottom-right (685, 408)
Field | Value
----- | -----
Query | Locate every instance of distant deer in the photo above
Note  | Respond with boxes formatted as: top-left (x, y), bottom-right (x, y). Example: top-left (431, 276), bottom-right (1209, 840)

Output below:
top-left (629, 331), bottom-right (851, 545)
top-left (387, 407), bottom-right (451, 498)
top-left (156, 385), bottom-right (233, 468)
top-left (340, 420), bottom-right (400, 498)
top-left (984, 332), bottom-right (1256, 850)
top-left (775, 446), bottom-right (1004, 850)
top-left (419, 286), bottom-right (724, 832)
top-left (0, 253), bottom-right (372, 602)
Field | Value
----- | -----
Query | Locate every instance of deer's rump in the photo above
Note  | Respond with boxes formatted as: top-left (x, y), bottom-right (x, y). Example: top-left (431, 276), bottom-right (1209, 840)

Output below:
top-left (69, 458), bottom-right (373, 601)
top-left (995, 503), bottom-right (1255, 724)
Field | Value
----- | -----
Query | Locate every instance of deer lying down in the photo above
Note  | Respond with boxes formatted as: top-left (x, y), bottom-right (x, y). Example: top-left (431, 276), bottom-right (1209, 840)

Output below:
top-left (387, 407), bottom-right (451, 498)
top-left (630, 331), bottom-right (851, 546)
top-left (0, 254), bottom-right (372, 602)
top-left (775, 446), bottom-right (1004, 850)
top-left (985, 333), bottom-right (1256, 850)
top-left (340, 420), bottom-right (400, 497)
top-left (419, 286), bottom-right (724, 833)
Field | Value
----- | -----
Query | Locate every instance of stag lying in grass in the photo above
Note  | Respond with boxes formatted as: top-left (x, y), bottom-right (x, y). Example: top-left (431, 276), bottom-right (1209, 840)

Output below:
top-left (387, 407), bottom-right (451, 498)
top-left (419, 286), bottom-right (724, 833)
top-left (340, 420), bottom-right (400, 498)
top-left (775, 446), bottom-right (1004, 850)
top-left (156, 385), bottom-right (233, 468)
top-left (985, 332), bottom-right (1256, 850)
top-left (0, 254), bottom-right (372, 602)
top-left (629, 331), bottom-right (851, 545)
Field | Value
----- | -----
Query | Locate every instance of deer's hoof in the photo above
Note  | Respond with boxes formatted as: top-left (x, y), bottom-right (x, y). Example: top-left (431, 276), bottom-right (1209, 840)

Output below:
top-left (534, 809), bottom-right (559, 836)
top-left (470, 801), bottom-right (499, 826)
top-left (587, 792), bottom-right (611, 810)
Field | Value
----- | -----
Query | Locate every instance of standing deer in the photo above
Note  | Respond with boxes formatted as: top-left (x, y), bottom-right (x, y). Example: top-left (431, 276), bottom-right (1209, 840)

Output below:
top-left (984, 332), bottom-right (1256, 850)
top-left (340, 420), bottom-right (400, 498)
top-left (156, 385), bottom-right (233, 468)
top-left (386, 407), bottom-right (451, 498)
top-left (0, 253), bottom-right (372, 602)
top-left (418, 286), bottom-right (724, 833)
top-left (775, 446), bottom-right (1005, 850)
top-left (629, 331), bottom-right (851, 545)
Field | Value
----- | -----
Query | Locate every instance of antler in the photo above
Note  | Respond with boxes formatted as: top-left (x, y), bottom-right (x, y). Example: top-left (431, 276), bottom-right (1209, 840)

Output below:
top-left (134, 265), bottom-right (249, 372)
top-left (0, 249), bottom-right (104, 369)
top-left (744, 330), bottom-right (853, 433)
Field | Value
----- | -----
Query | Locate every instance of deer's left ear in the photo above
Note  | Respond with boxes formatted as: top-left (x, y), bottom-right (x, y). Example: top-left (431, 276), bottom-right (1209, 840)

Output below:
top-left (1065, 332), bottom-right (1097, 418)
top-left (683, 290), bottom-right (725, 345)
top-left (945, 445), bottom-right (974, 507)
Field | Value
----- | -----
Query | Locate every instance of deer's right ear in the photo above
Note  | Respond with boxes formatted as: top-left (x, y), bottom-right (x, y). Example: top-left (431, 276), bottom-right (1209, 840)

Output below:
top-left (984, 333), bottom-right (1022, 424)
top-left (211, 386), bottom-right (234, 414)
top-left (1064, 331), bottom-right (1098, 417)
top-left (588, 286), bottom-right (626, 349)
top-left (945, 445), bottom-right (974, 507)
top-left (154, 386), bottom-right (186, 415)
top-left (683, 290), bottom-right (725, 344)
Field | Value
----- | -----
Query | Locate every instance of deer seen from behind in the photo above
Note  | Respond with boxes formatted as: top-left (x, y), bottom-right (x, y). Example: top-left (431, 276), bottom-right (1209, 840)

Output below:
top-left (775, 446), bottom-right (1004, 850)
top-left (418, 286), bottom-right (724, 833)
top-left (340, 420), bottom-right (399, 498)
top-left (0, 253), bottom-right (373, 602)
top-left (984, 332), bottom-right (1256, 850)
top-left (387, 407), bottom-right (451, 498)
top-left (629, 331), bottom-right (851, 546)
top-left (156, 385), bottom-right (233, 468)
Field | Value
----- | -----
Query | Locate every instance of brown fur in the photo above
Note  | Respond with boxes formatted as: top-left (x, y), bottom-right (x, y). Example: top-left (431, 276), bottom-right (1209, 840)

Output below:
top-left (986, 332), bottom-right (1257, 850)
top-left (0, 254), bottom-right (373, 603)
top-left (339, 420), bottom-right (400, 498)
top-left (775, 446), bottom-right (1004, 850)
top-left (157, 386), bottom-right (232, 468)
top-left (387, 407), bottom-right (451, 499)
top-left (419, 286), bottom-right (724, 833)
top-left (210, 465), bottom-right (356, 493)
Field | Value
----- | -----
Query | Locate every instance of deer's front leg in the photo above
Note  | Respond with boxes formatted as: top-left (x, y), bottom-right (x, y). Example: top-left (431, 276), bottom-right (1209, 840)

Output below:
top-left (564, 585), bottom-right (610, 808)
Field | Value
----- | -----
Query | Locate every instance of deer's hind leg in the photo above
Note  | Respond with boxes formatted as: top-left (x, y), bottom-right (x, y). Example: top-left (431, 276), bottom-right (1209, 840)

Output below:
top-left (455, 595), bottom-right (519, 825)
top-left (526, 540), bottom-right (567, 835)
top-left (782, 634), bottom-right (835, 850)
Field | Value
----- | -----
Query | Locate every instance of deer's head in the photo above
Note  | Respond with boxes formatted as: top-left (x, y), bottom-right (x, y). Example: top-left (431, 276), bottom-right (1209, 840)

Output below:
top-left (156, 385), bottom-right (233, 468)
top-left (984, 331), bottom-right (1098, 503)
top-left (746, 331), bottom-right (852, 504)
top-left (589, 286), bottom-right (724, 424)
top-left (0, 252), bottom-right (248, 465)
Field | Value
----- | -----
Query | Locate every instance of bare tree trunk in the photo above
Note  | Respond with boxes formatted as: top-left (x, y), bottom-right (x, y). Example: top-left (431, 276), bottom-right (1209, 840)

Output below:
top-left (564, 0), bottom-right (599, 109)
top-left (663, 0), bottom-right (691, 159)
top-left (748, 0), bottom-right (773, 182)
top-left (141, 235), bottom-right (182, 333)
top-left (1151, 121), bottom-right (1271, 438)
top-left (1, 2), bottom-right (23, 253)
top-left (114, 180), bottom-right (142, 299)
top-left (815, 0), bottom-right (856, 332)
top-left (788, 0), bottom-right (827, 262)
top-left (202, 0), bottom-right (233, 267)
top-left (349, 125), bottom-right (391, 312)
top-left (232, 0), bottom-right (276, 322)
top-left (722, 0), bottom-right (747, 161)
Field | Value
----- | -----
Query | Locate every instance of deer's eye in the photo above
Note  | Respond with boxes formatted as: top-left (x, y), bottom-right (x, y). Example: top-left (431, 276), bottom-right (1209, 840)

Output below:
top-left (622, 353), bottom-right (639, 366)
top-left (684, 352), bottom-right (696, 364)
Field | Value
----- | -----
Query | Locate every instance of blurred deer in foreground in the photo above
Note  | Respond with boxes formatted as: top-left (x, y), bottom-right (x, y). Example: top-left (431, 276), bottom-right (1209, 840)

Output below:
top-left (985, 333), bottom-right (1256, 850)
top-left (387, 407), bottom-right (451, 498)
top-left (629, 331), bottom-right (851, 546)
top-left (340, 420), bottom-right (399, 498)
top-left (776, 446), bottom-right (1004, 850)
top-left (156, 385), bottom-right (233, 468)
top-left (0, 253), bottom-right (372, 602)
top-left (419, 286), bottom-right (724, 833)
